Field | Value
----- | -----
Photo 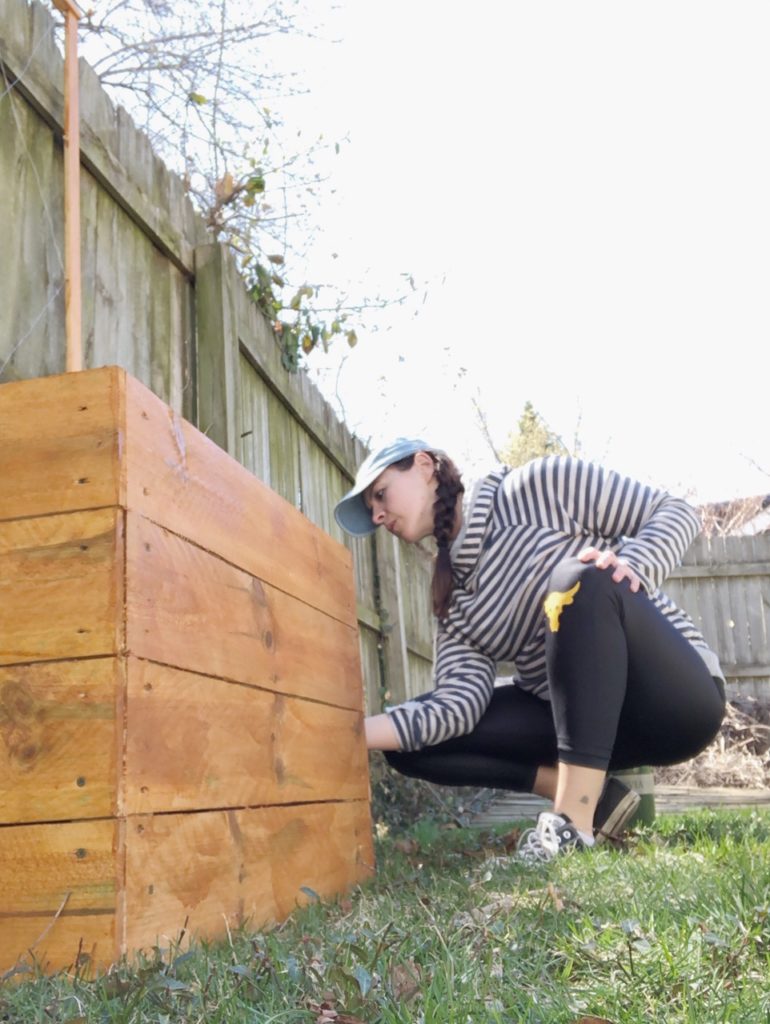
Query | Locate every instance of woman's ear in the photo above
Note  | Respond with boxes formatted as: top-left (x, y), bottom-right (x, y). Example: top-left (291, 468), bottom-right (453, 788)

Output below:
top-left (414, 450), bottom-right (437, 482)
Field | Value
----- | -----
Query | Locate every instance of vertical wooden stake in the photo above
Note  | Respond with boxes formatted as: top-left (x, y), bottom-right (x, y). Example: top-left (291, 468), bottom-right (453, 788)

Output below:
top-left (52, 0), bottom-right (84, 372)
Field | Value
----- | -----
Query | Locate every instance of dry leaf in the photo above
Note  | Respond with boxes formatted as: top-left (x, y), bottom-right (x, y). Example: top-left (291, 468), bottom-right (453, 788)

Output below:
top-left (218, 172), bottom-right (235, 200)
top-left (388, 959), bottom-right (422, 1002)
top-left (394, 838), bottom-right (419, 855)
top-left (500, 828), bottom-right (523, 852)
top-left (547, 882), bottom-right (565, 911)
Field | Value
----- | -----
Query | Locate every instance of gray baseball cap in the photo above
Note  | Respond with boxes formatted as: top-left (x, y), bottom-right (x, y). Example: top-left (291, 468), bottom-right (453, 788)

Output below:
top-left (334, 437), bottom-right (443, 537)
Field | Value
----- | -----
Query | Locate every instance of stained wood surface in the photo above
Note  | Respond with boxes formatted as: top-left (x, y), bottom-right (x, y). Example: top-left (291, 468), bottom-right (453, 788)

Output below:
top-left (123, 801), bottom-right (374, 951)
top-left (0, 914), bottom-right (115, 978)
top-left (0, 509), bottom-right (123, 665)
top-left (0, 820), bottom-right (118, 973)
top-left (0, 817), bottom-right (117, 914)
top-left (126, 514), bottom-right (363, 711)
top-left (0, 368), bottom-right (121, 523)
top-left (125, 659), bottom-right (368, 814)
top-left (0, 659), bottom-right (119, 824)
top-left (124, 373), bottom-right (357, 629)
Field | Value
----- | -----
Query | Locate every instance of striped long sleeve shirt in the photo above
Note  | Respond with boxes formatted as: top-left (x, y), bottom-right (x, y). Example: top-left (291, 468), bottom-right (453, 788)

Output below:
top-left (387, 456), bottom-right (719, 752)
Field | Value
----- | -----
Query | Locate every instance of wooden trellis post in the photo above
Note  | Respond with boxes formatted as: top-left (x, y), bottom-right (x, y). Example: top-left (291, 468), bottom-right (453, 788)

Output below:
top-left (52, 0), bottom-right (84, 372)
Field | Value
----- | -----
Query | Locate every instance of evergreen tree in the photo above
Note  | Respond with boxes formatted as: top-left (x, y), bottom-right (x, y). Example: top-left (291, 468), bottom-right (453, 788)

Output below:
top-left (500, 401), bottom-right (570, 467)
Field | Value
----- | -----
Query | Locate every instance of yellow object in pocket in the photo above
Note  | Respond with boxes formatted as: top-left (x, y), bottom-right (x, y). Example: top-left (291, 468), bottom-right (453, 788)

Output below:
top-left (544, 581), bottom-right (581, 632)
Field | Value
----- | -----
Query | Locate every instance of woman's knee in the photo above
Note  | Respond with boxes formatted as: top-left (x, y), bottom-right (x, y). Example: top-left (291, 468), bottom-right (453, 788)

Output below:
top-left (546, 557), bottom-right (619, 606)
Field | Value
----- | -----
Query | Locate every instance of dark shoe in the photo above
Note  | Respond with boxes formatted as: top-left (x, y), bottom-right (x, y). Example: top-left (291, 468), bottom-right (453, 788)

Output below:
top-left (517, 811), bottom-right (585, 863)
top-left (594, 776), bottom-right (641, 844)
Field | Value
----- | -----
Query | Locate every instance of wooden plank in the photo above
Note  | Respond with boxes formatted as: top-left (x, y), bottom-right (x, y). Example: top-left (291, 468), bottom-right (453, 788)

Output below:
top-left (266, 384), bottom-right (301, 509)
top-left (748, 577), bottom-right (770, 666)
top-left (373, 528), bottom-right (408, 706)
top-left (236, 350), bottom-right (271, 480)
top-left (0, 818), bottom-right (117, 973)
top-left (727, 575), bottom-right (753, 668)
top-left (472, 786), bottom-right (770, 826)
top-left (0, 914), bottom-right (114, 978)
top-left (692, 577), bottom-right (720, 656)
top-left (0, 818), bottom-right (116, 914)
top-left (0, 367), bottom-right (121, 522)
top-left (0, 509), bottom-right (123, 665)
top-left (124, 659), bottom-right (369, 814)
top-left (194, 244), bottom-right (239, 456)
top-left (126, 514), bottom-right (364, 711)
top-left (0, 659), bottom-right (119, 824)
top-left (358, 625), bottom-right (383, 717)
top-left (670, 563), bottom-right (770, 579)
top-left (721, 665), bottom-right (770, 678)
top-left (712, 575), bottom-right (738, 667)
top-left (123, 373), bottom-right (357, 630)
top-left (123, 801), bottom-right (374, 951)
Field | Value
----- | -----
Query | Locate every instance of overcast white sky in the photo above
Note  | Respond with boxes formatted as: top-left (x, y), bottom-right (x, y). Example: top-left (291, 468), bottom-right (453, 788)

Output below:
top-left (276, 0), bottom-right (770, 504)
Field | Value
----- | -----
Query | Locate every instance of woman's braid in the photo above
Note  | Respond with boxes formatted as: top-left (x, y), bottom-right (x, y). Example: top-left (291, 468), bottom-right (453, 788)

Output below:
top-left (431, 454), bottom-right (464, 620)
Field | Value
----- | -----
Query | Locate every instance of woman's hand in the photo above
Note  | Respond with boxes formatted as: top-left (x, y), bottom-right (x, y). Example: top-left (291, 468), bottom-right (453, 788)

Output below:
top-left (578, 546), bottom-right (642, 593)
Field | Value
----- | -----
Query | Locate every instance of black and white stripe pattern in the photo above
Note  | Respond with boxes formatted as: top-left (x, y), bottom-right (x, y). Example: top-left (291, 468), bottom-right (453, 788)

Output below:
top-left (387, 456), bottom-right (710, 752)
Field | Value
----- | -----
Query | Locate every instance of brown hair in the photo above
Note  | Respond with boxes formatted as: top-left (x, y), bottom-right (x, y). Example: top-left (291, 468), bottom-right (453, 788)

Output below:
top-left (388, 451), bottom-right (465, 620)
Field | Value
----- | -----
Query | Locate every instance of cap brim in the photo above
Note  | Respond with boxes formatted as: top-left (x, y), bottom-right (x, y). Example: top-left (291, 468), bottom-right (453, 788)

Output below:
top-left (334, 489), bottom-right (377, 537)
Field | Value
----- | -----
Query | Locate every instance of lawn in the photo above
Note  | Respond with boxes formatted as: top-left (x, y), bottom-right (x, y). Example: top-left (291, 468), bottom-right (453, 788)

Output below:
top-left (3, 809), bottom-right (770, 1023)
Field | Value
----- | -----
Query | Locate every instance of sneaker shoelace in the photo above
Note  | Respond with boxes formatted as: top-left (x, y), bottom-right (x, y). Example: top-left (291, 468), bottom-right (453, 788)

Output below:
top-left (517, 812), bottom-right (564, 863)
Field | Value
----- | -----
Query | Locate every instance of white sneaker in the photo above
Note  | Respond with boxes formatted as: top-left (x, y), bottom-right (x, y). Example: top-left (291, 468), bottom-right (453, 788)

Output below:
top-left (517, 811), bottom-right (585, 863)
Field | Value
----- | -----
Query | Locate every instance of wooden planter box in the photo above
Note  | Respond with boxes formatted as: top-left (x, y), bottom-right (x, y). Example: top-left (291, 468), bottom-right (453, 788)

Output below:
top-left (0, 367), bottom-right (373, 974)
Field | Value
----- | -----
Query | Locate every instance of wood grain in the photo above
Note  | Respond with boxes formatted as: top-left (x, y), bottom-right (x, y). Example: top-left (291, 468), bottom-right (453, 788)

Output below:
top-left (0, 367), bottom-right (121, 522)
top-left (0, 914), bottom-right (115, 978)
top-left (0, 818), bottom-right (117, 915)
top-left (0, 658), bottom-right (120, 824)
top-left (124, 658), bottom-right (368, 814)
top-left (0, 509), bottom-right (123, 665)
top-left (126, 514), bottom-right (363, 711)
top-left (124, 373), bottom-right (357, 629)
top-left (123, 801), bottom-right (374, 951)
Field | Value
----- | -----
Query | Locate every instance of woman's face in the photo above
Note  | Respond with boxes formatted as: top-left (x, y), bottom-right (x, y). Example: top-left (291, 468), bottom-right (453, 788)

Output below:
top-left (364, 451), bottom-right (438, 543)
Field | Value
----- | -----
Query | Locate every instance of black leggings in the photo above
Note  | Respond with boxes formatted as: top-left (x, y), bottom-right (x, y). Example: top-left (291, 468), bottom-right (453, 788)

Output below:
top-left (386, 559), bottom-right (726, 794)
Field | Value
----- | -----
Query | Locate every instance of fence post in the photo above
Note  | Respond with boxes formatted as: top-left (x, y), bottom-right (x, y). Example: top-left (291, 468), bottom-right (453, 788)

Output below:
top-left (194, 243), bottom-right (239, 455)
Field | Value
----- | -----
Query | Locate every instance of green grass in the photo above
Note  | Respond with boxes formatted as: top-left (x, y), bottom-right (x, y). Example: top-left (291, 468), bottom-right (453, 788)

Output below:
top-left (3, 809), bottom-right (770, 1023)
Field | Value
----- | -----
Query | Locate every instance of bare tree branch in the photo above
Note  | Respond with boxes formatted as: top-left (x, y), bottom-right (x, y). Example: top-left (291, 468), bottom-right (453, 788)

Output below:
top-left (471, 392), bottom-right (502, 463)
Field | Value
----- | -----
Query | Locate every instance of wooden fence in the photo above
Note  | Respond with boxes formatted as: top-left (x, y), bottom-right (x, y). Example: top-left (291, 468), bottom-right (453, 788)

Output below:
top-left (665, 533), bottom-right (770, 701)
top-left (1, 0), bottom-right (767, 719)
top-left (0, 0), bottom-right (436, 716)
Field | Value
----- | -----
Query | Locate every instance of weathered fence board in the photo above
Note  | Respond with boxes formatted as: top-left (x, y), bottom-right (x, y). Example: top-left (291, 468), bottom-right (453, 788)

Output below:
top-left (666, 534), bottom-right (770, 700)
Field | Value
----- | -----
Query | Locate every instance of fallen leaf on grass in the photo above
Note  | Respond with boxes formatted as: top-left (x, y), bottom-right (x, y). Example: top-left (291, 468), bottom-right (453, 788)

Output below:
top-left (308, 999), bottom-right (367, 1024)
top-left (388, 959), bottom-right (422, 1002)
top-left (394, 838), bottom-right (419, 855)
top-left (500, 828), bottom-right (523, 852)
top-left (573, 1017), bottom-right (615, 1023)
top-left (547, 882), bottom-right (564, 911)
